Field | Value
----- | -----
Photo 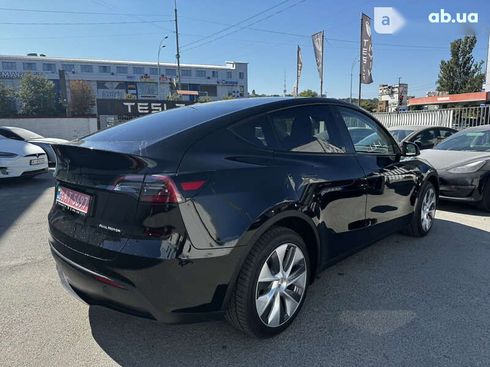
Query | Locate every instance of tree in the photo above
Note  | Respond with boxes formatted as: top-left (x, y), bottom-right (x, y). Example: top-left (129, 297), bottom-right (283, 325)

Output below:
top-left (437, 35), bottom-right (485, 94)
top-left (17, 73), bottom-right (56, 116)
top-left (70, 80), bottom-right (94, 116)
top-left (359, 98), bottom-right (378, 112)
top-left (298, 89), bottom-right (318, 98)
top-left (197, 96), bottom-right (212, 103)
top-left (0, 83), bottom-right (16, 117)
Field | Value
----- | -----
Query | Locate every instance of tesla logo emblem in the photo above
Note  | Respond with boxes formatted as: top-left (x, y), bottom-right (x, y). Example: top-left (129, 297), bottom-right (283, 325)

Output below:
top-left (123, 102), bottom-right (187, 114)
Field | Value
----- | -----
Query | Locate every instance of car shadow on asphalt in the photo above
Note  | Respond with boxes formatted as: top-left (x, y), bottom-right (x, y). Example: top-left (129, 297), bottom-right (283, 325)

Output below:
top-left (0, 173), bottom-right (54, 239)
top-left (88, 218), bottom-right (490, 367)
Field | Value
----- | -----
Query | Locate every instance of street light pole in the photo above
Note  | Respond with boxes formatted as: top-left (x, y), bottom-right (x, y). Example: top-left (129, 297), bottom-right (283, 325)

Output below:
top-left (157, 35), bottom-right (168, 101)
top-left (350, 58), bottom-right (358, 104)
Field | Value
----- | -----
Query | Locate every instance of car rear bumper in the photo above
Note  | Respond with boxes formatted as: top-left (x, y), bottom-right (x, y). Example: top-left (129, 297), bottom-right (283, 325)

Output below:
top-left (49, 232), bottom-right (247, 323)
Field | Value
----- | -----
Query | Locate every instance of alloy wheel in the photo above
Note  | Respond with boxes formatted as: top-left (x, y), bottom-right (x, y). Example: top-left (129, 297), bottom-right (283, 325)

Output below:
top-left (255, 243), bottom-right (307, 328)
top-left (421, 187), bottom-right (436, 232)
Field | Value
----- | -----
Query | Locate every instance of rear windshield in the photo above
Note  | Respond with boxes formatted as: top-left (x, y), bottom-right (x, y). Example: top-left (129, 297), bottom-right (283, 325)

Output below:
top-left (80, 103), bottom-right (240, 154)
top-left (80, 100), bottom-right (275, 155)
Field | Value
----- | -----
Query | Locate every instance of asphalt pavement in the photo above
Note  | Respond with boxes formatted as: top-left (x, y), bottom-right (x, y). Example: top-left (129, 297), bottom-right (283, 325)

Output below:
top-left (1, 173), bottom-right (489, 367)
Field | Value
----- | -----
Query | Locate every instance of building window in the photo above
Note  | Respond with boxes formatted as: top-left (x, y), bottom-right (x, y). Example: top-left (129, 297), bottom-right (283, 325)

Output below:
top-left (196, 70), bottom-right (206, 78)
top-left (23, 62), bottom-right (37, 71)
top-left (99, 65), bottom-right (111, 73)
top-left (133, 66), bottom-right (144, 74)
top-left (42, 63), bottom-right (56, 73)
top-left (239, 72), bottom-right (244, 79)
top-left (181, 69), bottom-right (192, 77)
top-left (2, 62), bottom-right (16, 71)
top-left (200, 84), bottom-right (217, 97)
top-left (61, 64), bottom-right (75, 72)
top-left (116, 66), bottom-right (128, 74)
top-left (149, 67), bottom-right (158, 75)
top-left (80, 65), bottom-right (93, 73)
top-left (211, 70), bottom-right (218, 78)
top-left (226, 71), bottom-right (232, 79)
top-left (165, 68), bottom-right (176, 76)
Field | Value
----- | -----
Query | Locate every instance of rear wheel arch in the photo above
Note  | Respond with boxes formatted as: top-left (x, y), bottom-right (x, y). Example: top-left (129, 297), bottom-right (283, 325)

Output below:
top-left (222, 210), bottom-right (321, 312)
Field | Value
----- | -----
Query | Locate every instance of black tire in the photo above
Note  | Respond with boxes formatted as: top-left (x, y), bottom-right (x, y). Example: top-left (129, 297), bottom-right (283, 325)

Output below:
top-left (225, 226), bottom-right (310, 338)
top-left (404, 181), bottom-right (437, 237)
top-left (477, 180), bottom-right (490, 212)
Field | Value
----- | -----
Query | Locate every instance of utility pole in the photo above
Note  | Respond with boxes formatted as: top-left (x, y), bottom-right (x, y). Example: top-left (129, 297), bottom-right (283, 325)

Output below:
top-left (397, 76), bottom-right (402, 111)
top-left (174, 0), bottom-right (182, 91)
top-left (283, 70), bottom-right (287, 97)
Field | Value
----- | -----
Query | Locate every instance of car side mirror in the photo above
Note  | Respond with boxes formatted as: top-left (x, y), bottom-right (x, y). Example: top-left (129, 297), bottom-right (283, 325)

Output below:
top-left (402, 141), bottom-right (420, 157)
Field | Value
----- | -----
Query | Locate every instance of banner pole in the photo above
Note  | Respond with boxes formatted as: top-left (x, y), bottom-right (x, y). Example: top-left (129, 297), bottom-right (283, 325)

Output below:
top-left (320, 31), bottom-right (324, 97)
top-left (296, 46), bottom-right (300, 96)
top-left (358, 13), bottom-right (363, 106)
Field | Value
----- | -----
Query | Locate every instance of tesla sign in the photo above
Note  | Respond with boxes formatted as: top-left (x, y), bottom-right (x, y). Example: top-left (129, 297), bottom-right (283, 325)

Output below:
top-left (96, 99), bottom-right (192, 116)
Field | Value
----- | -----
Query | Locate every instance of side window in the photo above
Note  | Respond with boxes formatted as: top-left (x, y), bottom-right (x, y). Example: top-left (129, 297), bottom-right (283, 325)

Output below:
top-left (230, 115), bottom-right (277, 149)
top-left (439, 128), bottom-right (455, 139)
top-left (269, 106), bottom-right (346, 154)
top-left (337, 107), bottom-right (396, 154)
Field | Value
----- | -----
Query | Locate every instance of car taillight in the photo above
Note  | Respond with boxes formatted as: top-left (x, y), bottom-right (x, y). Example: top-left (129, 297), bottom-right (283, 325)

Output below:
top-left (140, 175), bottom-right (183, 204)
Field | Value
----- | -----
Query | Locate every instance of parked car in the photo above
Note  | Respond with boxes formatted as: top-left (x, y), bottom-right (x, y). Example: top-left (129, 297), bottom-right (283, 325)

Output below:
top-left (388, 125), bottom-right (457, 150)
top-left (0, 135), bottom-right (48, 179)
top-left (357, 125), bottom-right (456, 151)
top-left (49, 98), bottom-right (438, 338)
top-left (419, 125), bottom-right (490, 211)
top-left (0, 126), bottom-right (68, 167)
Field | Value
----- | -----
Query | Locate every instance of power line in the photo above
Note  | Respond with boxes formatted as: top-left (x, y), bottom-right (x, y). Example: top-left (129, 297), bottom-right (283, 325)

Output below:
top-left (181, 0), bottom-right (295, 49)
top-left (0, 6), bottom-right (168, 17)
top-left (0, 32), bottom-right (163, 41)
top-left (182, 0), bottom-right (306, 52)
top-left (0, 20), bottom-right (173, 26)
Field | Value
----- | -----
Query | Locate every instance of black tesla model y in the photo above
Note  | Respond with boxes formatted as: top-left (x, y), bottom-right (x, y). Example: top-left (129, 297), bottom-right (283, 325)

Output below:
top-left (49, 98), bottom-right (438, 337)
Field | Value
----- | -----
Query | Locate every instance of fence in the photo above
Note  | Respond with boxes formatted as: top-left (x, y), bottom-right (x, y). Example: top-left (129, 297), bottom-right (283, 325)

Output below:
top-left (373, 106), bottom-right (490, 130)
top-left (0, 117), bottom-right (98, 140)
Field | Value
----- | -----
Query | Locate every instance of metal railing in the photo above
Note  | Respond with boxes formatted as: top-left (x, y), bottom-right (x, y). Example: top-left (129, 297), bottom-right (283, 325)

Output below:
top-left (373, 105), bottom-right (490, 130)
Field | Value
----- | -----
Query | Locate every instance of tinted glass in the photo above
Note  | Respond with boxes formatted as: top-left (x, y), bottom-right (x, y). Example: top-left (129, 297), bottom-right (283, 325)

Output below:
top-left (82, 100), bottom-right (271, 153)
top-left (348, 127), bottom-right (373, 144)
top-left (413, 129), bottom-right (436, 143)
top-left (269, 105), bottom-right (345, 153)
top-left (338, 107), bottom-right (396, 154)
top-left (390, 129), bottom-right (414, 142)
top-left (435, 129), bottom-right (490, 151)
top-left (230, 115), bottom-right (276, 149)
top-left (439, 128), bottom-right (455, 138)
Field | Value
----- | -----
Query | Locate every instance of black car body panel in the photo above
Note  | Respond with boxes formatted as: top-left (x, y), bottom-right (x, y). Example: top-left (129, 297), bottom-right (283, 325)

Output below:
top-left (49, 98), bottom-right (438, 322)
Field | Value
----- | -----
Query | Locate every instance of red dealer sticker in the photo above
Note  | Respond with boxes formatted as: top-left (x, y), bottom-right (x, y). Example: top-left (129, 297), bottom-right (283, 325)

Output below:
top-left (56, 186), bottom-right (91, 215)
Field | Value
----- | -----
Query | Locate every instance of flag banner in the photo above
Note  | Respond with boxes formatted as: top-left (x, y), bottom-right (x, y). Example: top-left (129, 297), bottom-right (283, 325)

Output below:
top-left (360, 14), bottom-right (373, 84)
top-left (296, 45), bottom-right (303, 96)
top-left (297, 45), bottom-right (303, 81)
top-left (311, 31), bottom-right (324, 80)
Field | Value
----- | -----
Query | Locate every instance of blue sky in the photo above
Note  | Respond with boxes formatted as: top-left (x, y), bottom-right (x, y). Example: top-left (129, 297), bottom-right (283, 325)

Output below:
top-left (0, 0), bottom-right (489, 98)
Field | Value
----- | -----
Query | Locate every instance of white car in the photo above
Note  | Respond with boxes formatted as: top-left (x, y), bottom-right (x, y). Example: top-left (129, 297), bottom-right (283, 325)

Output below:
top-left (0, 136), bottom-right (48, 179)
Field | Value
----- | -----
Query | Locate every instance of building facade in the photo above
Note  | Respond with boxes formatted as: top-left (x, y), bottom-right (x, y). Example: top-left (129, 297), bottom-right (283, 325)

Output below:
top-left (378, 83), bottom-right (408, 112)
top-left (0, 54), bottom-right (248, 106)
